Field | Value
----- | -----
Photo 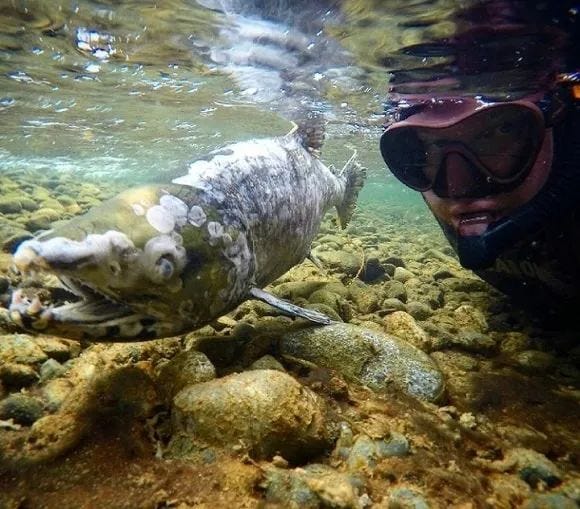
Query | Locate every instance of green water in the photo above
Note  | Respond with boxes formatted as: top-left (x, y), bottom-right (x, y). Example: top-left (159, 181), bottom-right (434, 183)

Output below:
top-left (0, 0), bottom-right (436, 217)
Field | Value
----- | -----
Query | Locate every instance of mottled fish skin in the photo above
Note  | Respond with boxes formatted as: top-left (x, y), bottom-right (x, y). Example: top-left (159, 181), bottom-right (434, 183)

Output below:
top-left (10, 128), bottom-right (365, 340)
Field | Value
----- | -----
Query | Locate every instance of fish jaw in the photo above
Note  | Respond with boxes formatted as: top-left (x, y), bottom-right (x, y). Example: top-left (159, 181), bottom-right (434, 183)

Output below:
top-left (10, 230), bottom-right (190, 341)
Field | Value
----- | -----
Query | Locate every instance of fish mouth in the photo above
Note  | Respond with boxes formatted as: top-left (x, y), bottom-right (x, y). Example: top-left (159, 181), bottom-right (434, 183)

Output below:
top-left (10, 248), bottom-right (135, 338)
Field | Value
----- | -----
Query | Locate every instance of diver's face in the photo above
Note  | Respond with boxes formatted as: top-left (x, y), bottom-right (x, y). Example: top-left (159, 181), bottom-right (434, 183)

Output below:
top-left (422, 128), bottom-right (553, 236)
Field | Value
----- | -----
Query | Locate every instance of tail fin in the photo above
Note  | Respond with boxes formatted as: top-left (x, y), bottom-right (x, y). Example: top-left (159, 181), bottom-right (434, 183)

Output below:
top-left (335, 150), bottom-right (366, 228)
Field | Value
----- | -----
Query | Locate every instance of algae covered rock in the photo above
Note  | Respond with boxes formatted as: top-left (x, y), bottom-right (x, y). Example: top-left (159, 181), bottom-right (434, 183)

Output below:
top-left (280, 323), bottom-right (444, 402)
top-left (172, 369), bottom-right (334, 461)
top-left (156, 349), bottom-right (216, 401)
top-left (263, 464), bottom-right (363, 509)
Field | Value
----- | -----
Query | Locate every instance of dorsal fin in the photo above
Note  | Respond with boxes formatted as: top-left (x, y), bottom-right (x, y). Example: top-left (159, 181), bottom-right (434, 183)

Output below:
top-left (286, 114), bottom-right (325, 158)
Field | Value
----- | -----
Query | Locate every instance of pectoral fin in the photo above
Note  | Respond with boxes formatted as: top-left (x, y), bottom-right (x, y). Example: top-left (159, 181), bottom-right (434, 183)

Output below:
top-left (249, 287), bottom-right (335, 325)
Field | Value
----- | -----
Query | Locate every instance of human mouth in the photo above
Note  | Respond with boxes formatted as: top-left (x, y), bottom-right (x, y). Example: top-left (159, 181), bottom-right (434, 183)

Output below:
top-left (456, 211), bottom-right (494, 236)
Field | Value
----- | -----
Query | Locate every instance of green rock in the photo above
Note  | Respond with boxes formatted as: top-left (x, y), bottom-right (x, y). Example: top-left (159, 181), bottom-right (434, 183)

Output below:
top-left (280, 323), bottom-right (445, 402)
top-left (0, 393), bottom-right (44, 425)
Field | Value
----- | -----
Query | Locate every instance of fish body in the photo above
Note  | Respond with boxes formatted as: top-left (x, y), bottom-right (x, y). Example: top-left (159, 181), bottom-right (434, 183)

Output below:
top-left (10, 125), bottom-right (365, 340)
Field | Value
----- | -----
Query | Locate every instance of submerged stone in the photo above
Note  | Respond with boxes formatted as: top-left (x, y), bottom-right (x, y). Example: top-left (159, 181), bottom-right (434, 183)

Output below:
top-left (172, 369), bottom-right (334, 461)
top-left (280, 323), bottom-right (444, 402)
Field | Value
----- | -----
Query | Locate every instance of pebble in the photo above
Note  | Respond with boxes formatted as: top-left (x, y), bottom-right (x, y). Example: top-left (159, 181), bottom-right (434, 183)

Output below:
top-left (346, 433), bottom-right (409, 471)
top-left (453, 304), bottom-right (489, 333)
top-left (156, 349), bottom-right (216, 401)
top-left (41, 378), bottom-right (74, 412)
top-left (405, 301), bottom-right (432, 321)
top-left (172, 369), bottom-right (333, 461)
top-left (383, 311), bottom-right (431, 352)
top-left (263, 464), bottom-right (363, 509)
top-left (523, 494), bottom-right (577, 509)
top-left (0, 393), bottom-right (44, 426)
top-left (386, 486), bottom-right (430, 509)
top-left (449, 330), bottom-right (497, 355)
top-left (383, 280), bottom-right (407, 302)
top-left (0, 334), bottom-right (48, 365)
top-left (39, 358), bottom-right (67, 382)
top-left (348, 281), bottom-right (380, 314)
top-left (509, 350), bottom-right (557, 374)
top-left (249, 354), bottom-right (286, 372)
top-left (0, 362), bottom-right (39, 387)
top-left (393, 266), bottom-right (414, 283)
top-left (280, 323), bottom-right (444, 402)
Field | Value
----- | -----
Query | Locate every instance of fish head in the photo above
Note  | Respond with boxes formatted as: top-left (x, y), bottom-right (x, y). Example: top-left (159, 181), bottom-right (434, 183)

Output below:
top-left (9, 185), bottom-right (236, 340)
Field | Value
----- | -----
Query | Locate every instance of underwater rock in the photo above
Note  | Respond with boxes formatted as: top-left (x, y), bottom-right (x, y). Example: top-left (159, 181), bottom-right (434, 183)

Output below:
top-left (405, 301), bottom-right (432, 321)
top-left (155, 349), bottom-right (216, 402)
top-left (381, 298), bottom-right (407, 315)
top-left (308, 289), bottom-right (351, 320)
top-left (524, 494), bottom-right (577, 509)
top-left (280, 323), bottom-right (444, 402)
top-left (346, 433), bottom-right (409, 472)
top-left (449, 330), bottom-right (497, 356)
top-left (404, 279), bottom-right (444, 310)
top-left (508, 350), bottom-right (557, 375)
top-left (0, 196), bottom-right (24, 214)
top-left (386, 486), bottom-right (430, 509)
top-left (249, 354), bottom-right (285, 372)
top-left (393, 266), bottom-right (414, 283)
top-left (383, 280), bottom-right (407, 303)
top-left (360, 256), bottom-right (385, 282)
top-left (172, 369), bottom-right (334, 461)
top-left (313, 247), bottom-right (362, 276)
top-left (262, 463), bottom-right (364, 509)
top-left (348, 280), bottom-right (380, 314)
top-left (0, 362), bottom-right (39, 388)
top-left (383, 311), bottom-right (431, 352)
top-left (0, 334), bottom-right (48, 366)
top-left (39, 358), bottom-right (67, 382)
top-left (0, 393), bottom-right (44, 426)
top-left (453, 304), bottom-right (488, 333)
top-left (41, 378), bottom-right (74, 412)
top-left (475, 448), bottom-right (562, 488)
top-left (33, 337), bottom-right (78, 363)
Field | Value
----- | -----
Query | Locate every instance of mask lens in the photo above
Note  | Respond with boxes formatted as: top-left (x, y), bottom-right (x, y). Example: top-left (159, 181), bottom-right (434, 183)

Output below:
top-left (380, 127), bottom-right (431, 190)
top-left (468, 106), bottom-right (544, 180)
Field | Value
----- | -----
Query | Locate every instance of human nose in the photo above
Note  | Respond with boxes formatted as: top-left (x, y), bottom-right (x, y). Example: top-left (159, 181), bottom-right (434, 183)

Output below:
top-left (432, 152), bottom-right (485, 198)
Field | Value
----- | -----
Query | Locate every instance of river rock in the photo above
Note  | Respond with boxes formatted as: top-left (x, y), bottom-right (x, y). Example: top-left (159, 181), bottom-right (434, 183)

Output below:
top-left (0, 393), bottom-right (44, 426)
top-left (346, 433), bottom-right (409, 471)
top-left (383, 311), bottom-right (431, 351)
top-left (280, 323), bottom-right (444, 402)
top-left (172, 369), bottom-right (333, 461)
top-left (263, 464), bottom-right (363, 509)
top-left (383, 280), bottom-right (407, 302)
top-left (156, 349), bottom-right (216, 401)
top-left (0, 334), bottom-right (48, 365)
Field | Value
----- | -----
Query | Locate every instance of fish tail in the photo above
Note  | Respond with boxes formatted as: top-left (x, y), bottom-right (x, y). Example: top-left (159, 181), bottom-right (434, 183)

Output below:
top-left (336, 149), bottom-right (366, 228)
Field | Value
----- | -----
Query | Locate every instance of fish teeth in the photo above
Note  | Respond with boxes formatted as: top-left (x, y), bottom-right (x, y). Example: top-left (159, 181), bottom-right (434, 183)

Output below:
top-left (27, 296), bottom-right (43, 315)
top-left (10, 289), bottom-right (24, 306)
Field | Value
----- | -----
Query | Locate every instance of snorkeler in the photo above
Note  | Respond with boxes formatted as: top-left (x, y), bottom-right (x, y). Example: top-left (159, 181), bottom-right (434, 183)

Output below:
top-left (379, 1), bottom-right (580, 324)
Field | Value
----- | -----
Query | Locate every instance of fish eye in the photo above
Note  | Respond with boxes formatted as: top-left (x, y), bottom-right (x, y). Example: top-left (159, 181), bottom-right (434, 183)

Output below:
top-left (156, 255), bottom-right (175, 280)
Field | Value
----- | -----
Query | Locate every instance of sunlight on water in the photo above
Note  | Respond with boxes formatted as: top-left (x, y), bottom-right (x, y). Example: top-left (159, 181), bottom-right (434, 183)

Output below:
top-left (0, 0), bottom-right (444, 212)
